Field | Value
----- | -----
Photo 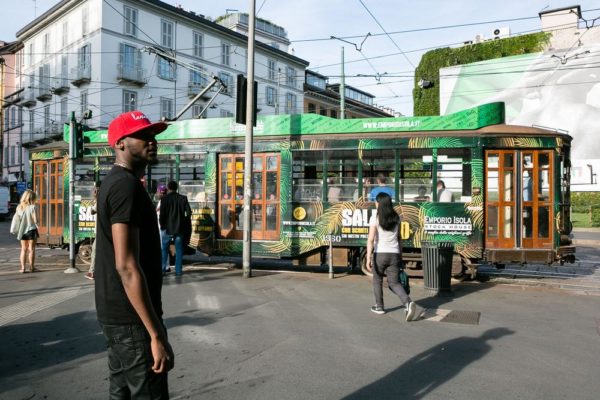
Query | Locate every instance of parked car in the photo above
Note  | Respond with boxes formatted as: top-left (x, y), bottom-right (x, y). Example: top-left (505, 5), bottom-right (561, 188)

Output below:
top-left (0, 186), bottom-right (10, 221)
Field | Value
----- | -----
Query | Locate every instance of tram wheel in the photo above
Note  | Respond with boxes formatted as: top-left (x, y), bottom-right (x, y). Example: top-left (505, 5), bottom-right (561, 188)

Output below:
top-left (359, 249), bottom-right (373, 278)
top-left (78, 242), bottom-right (93, 265)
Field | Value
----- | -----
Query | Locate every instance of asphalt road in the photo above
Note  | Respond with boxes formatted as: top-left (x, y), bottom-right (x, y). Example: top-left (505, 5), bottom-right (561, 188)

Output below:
top-left (1, 221), bottom-right (600, 399)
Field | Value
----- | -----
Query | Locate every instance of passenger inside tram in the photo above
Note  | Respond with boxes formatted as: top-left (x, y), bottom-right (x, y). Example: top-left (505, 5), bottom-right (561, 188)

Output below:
top-left (413, 186), bottom-right (431, 202)
top-left (437, 180), bottom-right (453, 202)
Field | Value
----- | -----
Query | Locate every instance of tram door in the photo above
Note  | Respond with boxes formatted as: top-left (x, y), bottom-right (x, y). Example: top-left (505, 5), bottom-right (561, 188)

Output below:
top-left (32, 159), bottom-right (64, 244)
top-left (218, 153), bottom-right (280, 240)
top-left (485, 150), bottom-right (553, 249)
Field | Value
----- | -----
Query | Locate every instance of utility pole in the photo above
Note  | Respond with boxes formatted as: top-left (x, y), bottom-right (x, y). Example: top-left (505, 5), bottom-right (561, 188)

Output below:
top-left (0, 57), bottom-right (5, 180)
top-left (242, 0), bottom-right (256, 278)
top-left (65, 111), bottom-right (79, 274)
top-left (275, 68), bottom-right (281, 115)
top-left (340, 47), bottom-right (345, 119)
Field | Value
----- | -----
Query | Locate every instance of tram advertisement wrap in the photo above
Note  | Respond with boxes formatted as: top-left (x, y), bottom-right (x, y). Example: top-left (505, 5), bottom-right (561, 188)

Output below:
top-left (282, 201), bottom-right (483, 260)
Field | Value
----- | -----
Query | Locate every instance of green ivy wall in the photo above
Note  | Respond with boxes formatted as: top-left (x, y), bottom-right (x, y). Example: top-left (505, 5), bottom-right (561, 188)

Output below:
top-left (413, 32), bottom-right (551, 116)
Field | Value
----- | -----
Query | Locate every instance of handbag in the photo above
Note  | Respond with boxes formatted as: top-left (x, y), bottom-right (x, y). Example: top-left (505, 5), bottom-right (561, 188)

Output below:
top-left (10, 211), bottom-right (22, 236)
top-left (399, 269), bottom-right (410, 295)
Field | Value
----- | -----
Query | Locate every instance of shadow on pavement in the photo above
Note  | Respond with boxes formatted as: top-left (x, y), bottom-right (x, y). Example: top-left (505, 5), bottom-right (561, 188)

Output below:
top-left (341, 327), bottom-right (514, 399)
top-left (0, 310), bottom-right (105, 390)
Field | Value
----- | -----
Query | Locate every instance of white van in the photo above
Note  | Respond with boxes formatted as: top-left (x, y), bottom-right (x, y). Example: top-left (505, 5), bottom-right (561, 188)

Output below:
top-left (0, 186), bottom-right (9, 220)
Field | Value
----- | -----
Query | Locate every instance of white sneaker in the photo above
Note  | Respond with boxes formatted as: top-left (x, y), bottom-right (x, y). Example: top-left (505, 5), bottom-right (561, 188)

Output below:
top-left (371, 305), bottom-right (385, 315)
top-left (406, 302), bottom-right (425, 321)
top-left (406, 302), bottom-right (416, 321)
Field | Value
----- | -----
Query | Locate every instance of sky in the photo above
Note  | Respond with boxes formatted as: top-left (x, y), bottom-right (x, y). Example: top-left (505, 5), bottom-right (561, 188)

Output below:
top-left (2, 0), bottom-right (600, 116)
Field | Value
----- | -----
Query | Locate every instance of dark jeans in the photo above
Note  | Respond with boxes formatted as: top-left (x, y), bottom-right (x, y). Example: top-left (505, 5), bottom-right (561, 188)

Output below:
top-left (100, 323), bottom-right (169, 400)
top-left (372, 252), bottom-right (411, 309)
top-left (161, 233), bottom-right (183, 275)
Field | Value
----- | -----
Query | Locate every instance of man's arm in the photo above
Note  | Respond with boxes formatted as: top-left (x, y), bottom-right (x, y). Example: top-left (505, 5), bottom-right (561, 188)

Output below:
top-left (112, 222), bottom-right (174, 373)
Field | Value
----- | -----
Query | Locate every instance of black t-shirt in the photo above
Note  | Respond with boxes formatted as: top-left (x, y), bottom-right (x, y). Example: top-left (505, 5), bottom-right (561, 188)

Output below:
top-left (95, 166), bottom-right (163, 325)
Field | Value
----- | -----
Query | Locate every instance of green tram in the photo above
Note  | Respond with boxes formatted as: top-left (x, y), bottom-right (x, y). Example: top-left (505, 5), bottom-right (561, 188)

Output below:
top-left (30, 102), bottom-right (574, 276)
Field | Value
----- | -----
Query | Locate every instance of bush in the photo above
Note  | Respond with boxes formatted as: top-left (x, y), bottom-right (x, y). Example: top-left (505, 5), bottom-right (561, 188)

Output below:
top-left (591, 205), bottom-right (600, 227)
top-left (571, 192), bottom-right (600, 214)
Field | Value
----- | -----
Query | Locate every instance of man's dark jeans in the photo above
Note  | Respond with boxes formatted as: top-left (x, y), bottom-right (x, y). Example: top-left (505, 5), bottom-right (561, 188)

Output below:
top-left (100, 323), bottom-right (169, 400)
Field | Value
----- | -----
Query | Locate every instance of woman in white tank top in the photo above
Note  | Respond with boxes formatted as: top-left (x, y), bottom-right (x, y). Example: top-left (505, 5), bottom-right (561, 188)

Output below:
top-left (366, 193), bottom-right (424, 321)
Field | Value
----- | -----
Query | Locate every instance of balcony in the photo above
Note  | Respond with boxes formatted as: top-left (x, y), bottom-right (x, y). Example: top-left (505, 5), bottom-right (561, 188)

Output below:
top-left (2, 89), bottom-right (24, 107)
top-left (188, 82), bottom-right (210, 99)
top-left (21, 88), bottom-right (37, 107)
top-left (52, 77), bottom-right (70, 95)
top-left (117, 64), bottom-right (147, 86)
top-left (70, 65), bottom-right (91, 86)
top-left (36, 82), bottom-right (53, 101)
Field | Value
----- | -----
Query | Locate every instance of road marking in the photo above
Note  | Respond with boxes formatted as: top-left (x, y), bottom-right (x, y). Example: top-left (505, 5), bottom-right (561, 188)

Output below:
top-left (0, 285), bottom-right (93, 327)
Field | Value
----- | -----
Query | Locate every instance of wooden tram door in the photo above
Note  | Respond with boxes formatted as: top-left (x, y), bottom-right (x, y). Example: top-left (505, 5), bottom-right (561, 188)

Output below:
top-left (218, 153), bottom-right (280, 240)
top-left (485, 150), bottom-right (553, 249)
top-left (32, 159), bottom-right (64, 243)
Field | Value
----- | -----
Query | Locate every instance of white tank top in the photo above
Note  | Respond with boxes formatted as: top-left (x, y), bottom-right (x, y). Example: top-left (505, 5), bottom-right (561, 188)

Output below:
top-left (369, 214), bottom-right (400, 253)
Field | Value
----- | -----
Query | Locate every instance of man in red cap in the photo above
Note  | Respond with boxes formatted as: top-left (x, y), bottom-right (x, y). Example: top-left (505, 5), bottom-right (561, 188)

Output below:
top-left (94, 111), bottom-right (174, 398)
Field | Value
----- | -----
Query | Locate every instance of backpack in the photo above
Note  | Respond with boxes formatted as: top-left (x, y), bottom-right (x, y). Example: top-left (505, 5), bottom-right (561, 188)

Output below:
top-left (399, 269), bottom-right (410, 295)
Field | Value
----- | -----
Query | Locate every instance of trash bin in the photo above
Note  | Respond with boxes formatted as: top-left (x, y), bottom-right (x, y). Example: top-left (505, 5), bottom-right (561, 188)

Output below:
top-left (421, 241), bottom-right (454, 294)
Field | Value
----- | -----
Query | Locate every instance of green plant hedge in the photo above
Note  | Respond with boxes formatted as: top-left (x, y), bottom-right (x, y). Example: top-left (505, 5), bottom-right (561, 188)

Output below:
top-left (591, 205), bottom-right (600, 227)
top-left (413, 32), bottom-right (551, 116)
top-left (571, 192), bottom-right (600, 213)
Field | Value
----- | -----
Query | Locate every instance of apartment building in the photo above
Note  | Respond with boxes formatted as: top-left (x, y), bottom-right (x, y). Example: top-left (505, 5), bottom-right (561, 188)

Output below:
top-left (304, 70), bottom-right (394, 118)
top-left (5, 0), bottom-right (309, 181)
top-left (1, 40), bottom-right (25, 187)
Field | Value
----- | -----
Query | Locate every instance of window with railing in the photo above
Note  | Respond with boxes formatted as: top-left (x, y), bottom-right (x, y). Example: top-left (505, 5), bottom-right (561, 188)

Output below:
top-left (218, 72), bottom-right (233, 95)
top-left (119, 43), bottom-right (143, 82)
top-left (189, 65), bottom-right (208, 86)
top-left (158, 58), bottom-right (175, 80)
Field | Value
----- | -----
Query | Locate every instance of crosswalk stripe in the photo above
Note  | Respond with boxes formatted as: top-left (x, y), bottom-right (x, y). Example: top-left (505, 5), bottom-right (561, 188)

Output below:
top-left (0, 286), bottom-right (93, 327)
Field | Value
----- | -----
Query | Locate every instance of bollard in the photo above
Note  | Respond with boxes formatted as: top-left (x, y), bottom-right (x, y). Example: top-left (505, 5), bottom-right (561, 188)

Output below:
top-left (328, 237), bottom-right (334, 279)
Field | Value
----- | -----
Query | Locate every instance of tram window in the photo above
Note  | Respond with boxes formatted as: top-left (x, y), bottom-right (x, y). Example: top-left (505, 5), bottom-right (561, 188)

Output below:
top-left (400, 149), bottom-right (432, 202)
top-left (538, 206), bottom-right (550, 238)
top-left (503, 206), bottom-right (513, 239)
top-left (179, 181), bottom-right (206, 203)
top-left (363, 150), bottom-right (395, 201)
top-left (437, 149), bottom-right (471, 202)
top-left (523, 206), bottom-right (533, 238)
top-left (487, 171), bottom-right (499, 201)
top-left (326, 150), bottom-right (359, 202)
top-left (266, 171), bottom-right (277, 199)
top-left (487, 206), bottom-right (498, 237)
top-left (75, 161), bottom-right (95, 183)
top-left (292, 151), bottom-right (323, 201)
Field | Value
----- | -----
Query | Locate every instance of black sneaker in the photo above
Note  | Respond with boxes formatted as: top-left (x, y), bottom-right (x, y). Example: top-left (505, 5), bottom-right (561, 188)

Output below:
top-left (371, 305), bottom-right (385, 315)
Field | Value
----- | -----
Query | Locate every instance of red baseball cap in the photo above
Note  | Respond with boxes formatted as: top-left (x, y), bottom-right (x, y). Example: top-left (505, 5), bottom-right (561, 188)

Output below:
top-left (107, 111), bottom-right (168, 148)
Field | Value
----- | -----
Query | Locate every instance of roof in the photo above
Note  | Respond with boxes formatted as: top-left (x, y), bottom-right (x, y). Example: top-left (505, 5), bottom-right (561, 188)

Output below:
top-left (538, 5), bottom-right (581, 18)
top-left (16, 0), bottom-right (309, 66)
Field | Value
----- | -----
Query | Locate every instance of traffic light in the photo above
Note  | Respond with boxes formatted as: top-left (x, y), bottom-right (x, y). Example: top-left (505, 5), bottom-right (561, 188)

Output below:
top-left (73, 122), bottom-right (84, 159)
top-left (235, 74), bottom-right (258, 126)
